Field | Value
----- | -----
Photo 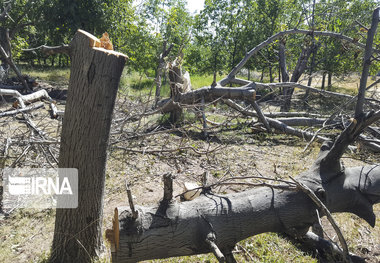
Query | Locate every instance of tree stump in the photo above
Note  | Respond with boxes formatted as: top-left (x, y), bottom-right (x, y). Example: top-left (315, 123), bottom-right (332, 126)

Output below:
top-left (50, 30), bottom-right (127, 263)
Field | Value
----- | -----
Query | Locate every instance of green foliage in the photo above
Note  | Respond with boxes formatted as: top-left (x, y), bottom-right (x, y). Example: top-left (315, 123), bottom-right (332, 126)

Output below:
top-left (2, 0), bottom-right (378, 78)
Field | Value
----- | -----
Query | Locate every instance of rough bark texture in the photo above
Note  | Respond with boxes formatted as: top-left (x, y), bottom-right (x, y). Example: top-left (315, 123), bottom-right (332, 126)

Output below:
top-left (279, 40), bottom-right (289, 83)
top-left (109, 161), bottom-right (380, 263)
top-left (168, 57), bottom-right (186, 123)
top-left (281, 43), bottom-right (313, 112)
top-left (50, 30), bottom-right (127, 263)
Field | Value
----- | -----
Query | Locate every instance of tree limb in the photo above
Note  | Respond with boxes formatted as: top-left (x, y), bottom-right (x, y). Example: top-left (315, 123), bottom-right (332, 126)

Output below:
top-left (219, 29), bottom-right (380, 86)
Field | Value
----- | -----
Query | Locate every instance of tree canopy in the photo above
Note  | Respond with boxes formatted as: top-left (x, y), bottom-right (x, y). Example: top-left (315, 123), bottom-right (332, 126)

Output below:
top-left (1, 0), bottom-right (379, 78)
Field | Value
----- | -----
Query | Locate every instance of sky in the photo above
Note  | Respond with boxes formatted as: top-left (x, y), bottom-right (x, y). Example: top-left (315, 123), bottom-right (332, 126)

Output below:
top-left (187, 0), bottom-right (205, 14)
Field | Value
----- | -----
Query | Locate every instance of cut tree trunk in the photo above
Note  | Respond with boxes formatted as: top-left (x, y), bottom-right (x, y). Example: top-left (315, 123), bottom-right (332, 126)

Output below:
top-left (155, 42), bottom-right (173, 107)
top-left (50, 30), bottom-right (127, 263)
top-left (167, 56), bottom-right (192, 123)
top-left (107, 161), bottom-right (380, 263)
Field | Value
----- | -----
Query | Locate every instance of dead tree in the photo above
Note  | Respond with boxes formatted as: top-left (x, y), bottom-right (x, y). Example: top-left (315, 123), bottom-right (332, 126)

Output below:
top-left (154, 41), bottom-right (174, 107)
top-left (48, 30), bottom-right (127, 263)
top-left (166, 55), bottom-right (192, 123)
top-left (106, 8), bottom-right (380, 263)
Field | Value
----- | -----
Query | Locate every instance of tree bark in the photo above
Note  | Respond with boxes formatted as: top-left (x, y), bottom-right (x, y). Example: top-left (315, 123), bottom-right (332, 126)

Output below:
top-left (154, 42), bottom-right (173, 107)
top-left (167, 56), bottom-right (192, 123)
top-left (50, 30), bottom-right (127, 263)
top-left (355, 7), bottom-right (379, 118)
top-left (156, 85), bottom-right (256, 114)
top-left (108, 162), bottom-right (380, 263)
top-left (281, 43), bottom-right (313, 112)
top-left (279, 40), bottom-right (289, 82)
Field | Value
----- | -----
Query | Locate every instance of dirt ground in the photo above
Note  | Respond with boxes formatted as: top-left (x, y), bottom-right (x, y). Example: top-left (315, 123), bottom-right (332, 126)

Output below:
top-left (0, 77), bottom-right (379, 262)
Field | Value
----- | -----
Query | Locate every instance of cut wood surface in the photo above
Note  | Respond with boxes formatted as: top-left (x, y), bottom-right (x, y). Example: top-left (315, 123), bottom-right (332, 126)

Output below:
top-left (50, 29), bottom-right (127, 263)
top-left (108, 163), bottom-right (380, 263)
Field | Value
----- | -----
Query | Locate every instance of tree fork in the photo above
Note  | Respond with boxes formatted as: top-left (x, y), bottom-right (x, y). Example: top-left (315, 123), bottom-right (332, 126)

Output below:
top-left (50, 30), bottom-right (127, 263)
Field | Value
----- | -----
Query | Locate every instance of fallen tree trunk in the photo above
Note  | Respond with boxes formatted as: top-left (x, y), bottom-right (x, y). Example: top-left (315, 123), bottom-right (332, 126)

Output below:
top-left (275, 117), bottom-right (329, 127)
top-left (0, 88), bottom-right (54, 106)
top-left (107, 162), bottom-right (380, 263)
top-left (156, 86), bottom-right (256, 113)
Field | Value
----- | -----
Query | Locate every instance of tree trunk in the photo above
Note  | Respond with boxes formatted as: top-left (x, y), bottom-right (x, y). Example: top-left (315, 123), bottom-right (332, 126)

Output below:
top-left (327, 71), bottom-right (332, 91)
top-left (321, 72), bottom-right (326, 90)
top-left (155, 42), bottom-right (173, 107)
top-left (269, 65), bottom-right (274, 82)
top-left (279, 40), bottom-right (289, 82)
top-left (50, 30), bottom-right (127, 263)
top-left (167, 56), bottom-right (191, 124)
top-left (304, 42), bottom-right (319, 106)
top-left (281, 43), bottom-right (313, 112)
top-left (355, 7), bottom-right (379, 118)
top-left (108, 161), bottom-right (380, 263)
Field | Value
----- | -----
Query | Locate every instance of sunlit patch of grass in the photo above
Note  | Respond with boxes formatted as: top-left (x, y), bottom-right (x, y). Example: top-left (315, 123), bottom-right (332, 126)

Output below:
top-left (0, 209), bottom-right (55, 263)
top-left (144, 233), bottom-right (317, 262)
top-left (238, 233), bottom-right (317, 263)
top-left (20, 66), bottom-right (70, 83)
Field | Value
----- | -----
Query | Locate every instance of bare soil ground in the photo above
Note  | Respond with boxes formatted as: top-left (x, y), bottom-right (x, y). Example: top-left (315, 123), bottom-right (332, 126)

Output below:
top-left (0, 73), bottom-right (379, 262)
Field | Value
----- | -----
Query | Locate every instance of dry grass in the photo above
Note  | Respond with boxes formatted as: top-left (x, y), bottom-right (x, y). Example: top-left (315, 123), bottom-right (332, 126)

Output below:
top-left (0, 68), bottom-right (379, 262)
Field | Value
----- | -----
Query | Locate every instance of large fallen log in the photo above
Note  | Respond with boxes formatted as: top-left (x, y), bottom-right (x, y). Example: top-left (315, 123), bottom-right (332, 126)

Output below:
top-left (107, 161), bottom-right (380, 263)
top-left (107, 106), bottom-right (380, 262)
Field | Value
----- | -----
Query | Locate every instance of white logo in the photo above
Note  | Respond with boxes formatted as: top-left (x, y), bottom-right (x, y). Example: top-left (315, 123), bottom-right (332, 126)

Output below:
top-left (8, 176), bottom-right (73, 195)
top-left (2, 168), bottom-right (78, 209)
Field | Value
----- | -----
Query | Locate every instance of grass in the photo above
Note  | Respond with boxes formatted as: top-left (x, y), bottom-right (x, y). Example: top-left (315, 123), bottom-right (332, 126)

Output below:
top-left (20, 65), bottom-right (71, 83)
top-left (2, 66), bottom-right (379, 263)
top-left (0, 209), bottom-right (55, 263)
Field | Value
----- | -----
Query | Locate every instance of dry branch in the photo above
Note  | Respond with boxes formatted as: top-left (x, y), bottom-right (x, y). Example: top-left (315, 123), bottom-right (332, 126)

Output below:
top-left (223, 99), bottom-right (330, 142)
top-left (156, 86), bottom-right (256, 113)
top-left (108, 164), bottom-right (380, 262)
top-left (0, 102), bottom-right (44, 117)
top-left (0, 43), bottom-right (30, 91)
top-left (219, 28), bottom-right (380, 86)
